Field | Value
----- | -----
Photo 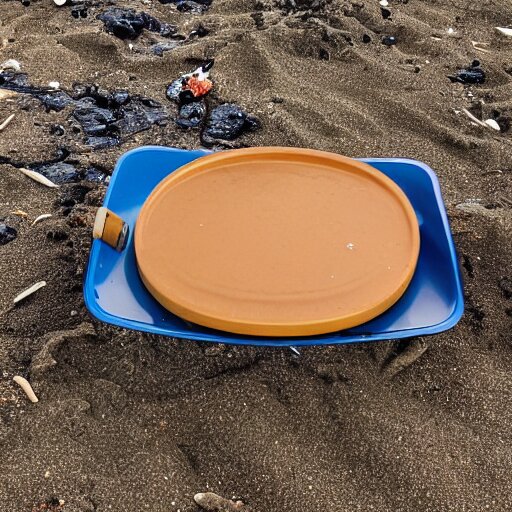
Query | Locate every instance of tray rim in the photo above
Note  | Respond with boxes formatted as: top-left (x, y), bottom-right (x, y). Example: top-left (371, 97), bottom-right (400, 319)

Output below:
top-left (83, 146), bottom-right (464, 347)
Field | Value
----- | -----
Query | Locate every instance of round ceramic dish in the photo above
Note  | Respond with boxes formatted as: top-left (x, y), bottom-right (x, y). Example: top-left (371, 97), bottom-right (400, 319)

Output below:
top-left (134, 147), bottom-right (420, 337)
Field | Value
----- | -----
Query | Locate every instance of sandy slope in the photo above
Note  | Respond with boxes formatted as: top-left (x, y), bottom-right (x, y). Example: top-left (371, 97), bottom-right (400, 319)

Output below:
top-left (0, 0), bottom-right (511, 510)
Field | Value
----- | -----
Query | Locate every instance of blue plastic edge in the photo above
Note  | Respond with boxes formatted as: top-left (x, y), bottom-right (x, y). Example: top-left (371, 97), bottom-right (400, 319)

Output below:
top-left (83, 147), bottom-right (465, 347)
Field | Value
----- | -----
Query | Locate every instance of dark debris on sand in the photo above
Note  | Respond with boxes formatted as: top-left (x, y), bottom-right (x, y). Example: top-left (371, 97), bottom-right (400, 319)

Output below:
top-left (448, 60), bottom-right (486, 85)
top-left (97, 7), bottom-right (178, 39)
top-left (0, 224), bottom-right (17, 246)
top-left (201, 103), bottom-right (260, 146)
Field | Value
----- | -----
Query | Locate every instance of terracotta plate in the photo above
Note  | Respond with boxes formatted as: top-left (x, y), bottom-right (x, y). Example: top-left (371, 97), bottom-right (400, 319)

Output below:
top-left (134, 147), bottom-right (420, 336)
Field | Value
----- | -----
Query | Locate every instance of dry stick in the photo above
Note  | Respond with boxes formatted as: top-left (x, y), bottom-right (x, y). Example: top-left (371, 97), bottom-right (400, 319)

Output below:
top-left (0, 113), bottom-right (15, 132)
top-left (13, 376), bottom-right (39, 403)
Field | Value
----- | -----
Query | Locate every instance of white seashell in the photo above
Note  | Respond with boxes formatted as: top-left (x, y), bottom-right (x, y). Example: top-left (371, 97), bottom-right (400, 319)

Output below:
top-left (13, 376), bottom-right (39, 403)
top-left (379, 0), bottom-right (389, 6)
top-left (53, 0), bottom-right (67, 6)
top-left (0, 58), bottom-right (21, 72)
top-left (19, 168), bottom-right (59, 188)
top-left (484, 119), bottom-right (501, 131)
top-left (0, 113), bottom-right (15, 131)
top-left (48, 81), bottom-right (60, 89)
top-left (13, 281), bottom-right (46, 304)
top-left (495, 27), bottom-right (512, 37)
top-left (447, 27), bottom-right (455, 34)
top-left (31, 214), bottom-right (52, 226)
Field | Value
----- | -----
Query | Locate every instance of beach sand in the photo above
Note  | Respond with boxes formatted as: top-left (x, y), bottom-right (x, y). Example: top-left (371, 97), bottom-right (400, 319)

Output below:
top-left (0, 0), bottom-right (511, 510)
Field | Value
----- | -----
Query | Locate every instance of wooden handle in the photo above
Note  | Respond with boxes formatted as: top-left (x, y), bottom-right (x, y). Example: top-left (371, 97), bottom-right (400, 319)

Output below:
top-left (93, 207), bottom-right (129, 251)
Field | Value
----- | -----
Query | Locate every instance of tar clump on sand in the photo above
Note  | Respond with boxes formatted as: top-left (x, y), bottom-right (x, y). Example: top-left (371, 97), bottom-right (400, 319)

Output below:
top-left (202, 104), bottom-right (260, 145)
top-left (449, 60), bottom-right (486, 85)
top-left (166, 60), bottom-right (260, 146)
top-left (98, 7), bottom-right (177, 39)
top-left (158, 0), bottom-right (212, 13)
top-left (0, 223), bottom-right (17, 245)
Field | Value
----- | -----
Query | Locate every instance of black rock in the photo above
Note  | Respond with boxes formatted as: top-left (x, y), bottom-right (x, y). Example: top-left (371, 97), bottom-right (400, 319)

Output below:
top-left (176, 1), bottom-right (209, 13)
top-left (85, 136), bottom-right (120, 149)
top-left (98, 8), bottom-right (177, 40)
top-left (381, 8), bottom-right (392, 19)
top-left (50, 124), bottom-right (65, 136)
top-left (166, 78), bottom-right (186, 103)
top-left (73, 100), bottom-right (117, 136)
top-left (84, 167), bottom-right (108, 183)
top-left (36, 91), bottom-right (74, 112)
top-left (114, 97), bottom-right (168, 136)
top-left (141, 12), bottom-right (177, 38)
top-left (0, 72), bottom-right (75, 111)
top-left (100, 9), bottom-right (144, 38)
top-left (158, 0), bottom-right (212, 10)
top-left (189, 24), bottom-right (209, 38)
top-left (176, 101), bottom-right (206, 129)
top-left (71, 5), bottom-right (88, 18)
top-left (202, 103), bottom-right (259, 144)
top-left (98, 8), bottom-right (145, 40)
top-left (0, 224), bottom-right (17, 246)
top-left (32, 162), bottom-right (81, 184)
top-left (448, 64), bottom-right (486, 85)
top-left (112, 90), bottom-right (130, 106)
top-left (362, 34), bottom-right (371, 43)
top-left (319, 48), bottom-right (330, 60)
top-left (382, 35), bottom-right (397, 46)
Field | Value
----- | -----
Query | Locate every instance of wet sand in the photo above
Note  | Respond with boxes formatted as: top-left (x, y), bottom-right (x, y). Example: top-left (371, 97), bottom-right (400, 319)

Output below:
top-left (0, 0), bottom-right (511, 510)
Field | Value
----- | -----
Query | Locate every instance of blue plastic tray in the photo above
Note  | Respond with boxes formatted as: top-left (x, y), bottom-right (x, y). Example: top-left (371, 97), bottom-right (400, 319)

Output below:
top-left (84, 146), bottom-right (464, 347)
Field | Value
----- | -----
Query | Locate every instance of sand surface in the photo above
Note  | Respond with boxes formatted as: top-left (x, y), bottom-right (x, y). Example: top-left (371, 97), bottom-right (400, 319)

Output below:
top-left (0, 0), bottom-right (511, 510)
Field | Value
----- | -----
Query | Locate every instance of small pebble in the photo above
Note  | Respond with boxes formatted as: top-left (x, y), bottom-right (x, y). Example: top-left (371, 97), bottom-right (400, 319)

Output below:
top-left (362, 34), bottom-right (371, 43)
top-left (382, 35), bottom-right (397, 46)
top-left (381, 8), bottom-right (392, 19)
top-left (0, 224), bottom-right (17, 245)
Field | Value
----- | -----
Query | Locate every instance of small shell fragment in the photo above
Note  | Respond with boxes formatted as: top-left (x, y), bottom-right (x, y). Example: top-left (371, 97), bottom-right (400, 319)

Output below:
top-left (0, 113), bottom-right (15, 132)
top-left (471, 41), bottom-right (491, 53)
top-left (461, 108), bottom-right (489, 129)
top-left (0, 89), bottom-right (18, 101)
top-left (495, 27), bottom-right (512, 37)
top-left (48, 81), bottom-right (60, 89)
top-left (53, 0), bottom-right (68, 6)
top-left (379, 0), bottom-right (389, 6)
top-left (10, 209), bottom-right (28, 218)
top-left (484, 119), bottom-right (501, 131)
top-left (0, 58), bottom-right (21, 72)
top-left (13, 280), bottom-right (46, 304)
top-left (31, 214), bottom-right (52, 226)
top-left (13, 376), bottom-right (39, 403)
top-left (19, 168), bottom-right (59, 188)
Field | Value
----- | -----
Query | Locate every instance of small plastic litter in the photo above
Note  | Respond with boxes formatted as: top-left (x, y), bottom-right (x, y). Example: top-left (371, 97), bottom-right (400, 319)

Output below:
top-left (13, 280), bottom-right (46, 304)
top-left (166, 60), bottom-right (214, 104)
